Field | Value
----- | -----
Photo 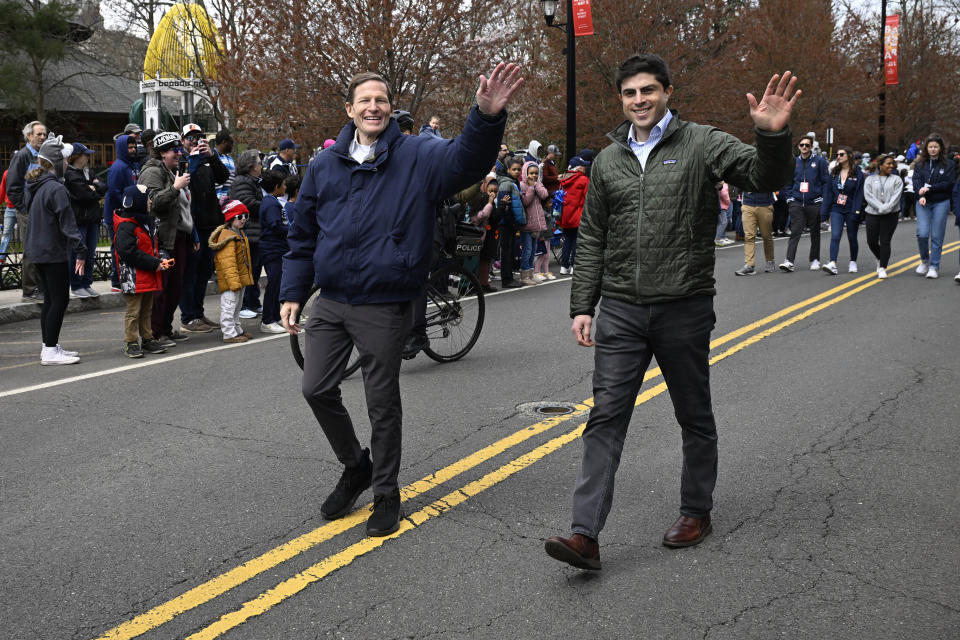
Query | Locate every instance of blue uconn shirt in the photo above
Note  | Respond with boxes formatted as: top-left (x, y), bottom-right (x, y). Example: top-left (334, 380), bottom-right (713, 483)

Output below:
top-left (820, 167), bottom-right (864, 218)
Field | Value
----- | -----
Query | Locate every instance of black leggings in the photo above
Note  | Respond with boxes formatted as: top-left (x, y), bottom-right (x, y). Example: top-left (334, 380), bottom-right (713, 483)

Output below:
top-left (37, 262), bottom-right (71, 347)
top-left (866, 212), bottom-right (899, 268)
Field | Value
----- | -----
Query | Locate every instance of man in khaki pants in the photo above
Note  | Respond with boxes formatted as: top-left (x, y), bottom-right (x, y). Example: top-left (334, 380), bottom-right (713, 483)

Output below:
top-left (735, 190), bottom-right (776, 275)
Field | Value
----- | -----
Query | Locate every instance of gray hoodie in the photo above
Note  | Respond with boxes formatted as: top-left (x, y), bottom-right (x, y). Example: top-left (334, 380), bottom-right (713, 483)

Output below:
top-left (863, 173), bottom-right (903, 215)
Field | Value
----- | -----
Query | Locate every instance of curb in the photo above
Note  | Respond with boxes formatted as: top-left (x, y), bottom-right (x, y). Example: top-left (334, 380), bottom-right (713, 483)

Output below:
top-left (0, 280), bottom-right (222, 325)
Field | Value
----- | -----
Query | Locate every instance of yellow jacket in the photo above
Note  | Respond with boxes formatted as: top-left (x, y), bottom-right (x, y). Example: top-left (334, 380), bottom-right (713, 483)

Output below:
top-left (208, 225), bottom-right (254, 292)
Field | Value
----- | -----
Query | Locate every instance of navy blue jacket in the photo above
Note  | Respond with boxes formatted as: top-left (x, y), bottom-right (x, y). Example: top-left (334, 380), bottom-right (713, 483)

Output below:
top-left (281, 106), bottom-right (506, 305)
top-left (742, 191), bottom-right (775, 206)
top-left (24, 172), bottom-right (86, 264)
top-left (259, 193), bottom-right (288, 261)
top-left (820, 167), bottom-right (865, 218)
top-left (785, 154), bottom-right (830, 205)
top-left (912, 158), bottom-right (955, 203)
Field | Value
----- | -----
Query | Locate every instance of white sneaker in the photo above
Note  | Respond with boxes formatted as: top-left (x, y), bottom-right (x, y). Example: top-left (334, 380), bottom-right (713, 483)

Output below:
top-left (239, 309), bottom-right (258, 319)
top-left (954, 271), bottom-right (960, 283)
top-left (532, 273), bottom-right (546, 283)
top-left (848, 261), bottom-right (858, 273)
top-left (559, 266), bottom-right (571, 275)
top-left (877, 267), bottom-right (888, 279)
top-left (764, 260), bottom-right (776, 273)
top-left (810, 259), bottom-right (821, 270)
top-left (41, 345), bottom-right (79, 365)
top-left (925, 267), bottom-right (938, 279)
top-left (916, 261), bottom-right (929, 275)
top-left (544, 272), bottom-right (557, 280)
top-left (778, 260), bottom-right (795, 272)
top-left (57, 344), bottom-right (79, 357)
top-left (260, 321), bottom-right (286, 334)
top-left (821, 261), bottom-right (838, 275)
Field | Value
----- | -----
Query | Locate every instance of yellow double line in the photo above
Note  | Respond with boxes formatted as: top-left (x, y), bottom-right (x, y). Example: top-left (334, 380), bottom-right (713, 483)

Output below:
top-left (95, 244), bottom-right (959, 640)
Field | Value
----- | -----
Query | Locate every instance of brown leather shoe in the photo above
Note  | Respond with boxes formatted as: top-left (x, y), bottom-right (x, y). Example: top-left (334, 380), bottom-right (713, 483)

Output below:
top-left (662, 514), bottom-right (712, 548)
top-left (544, 533), bottom-right (601, 570)
top-left (223, 335), bottom-right (248, 344)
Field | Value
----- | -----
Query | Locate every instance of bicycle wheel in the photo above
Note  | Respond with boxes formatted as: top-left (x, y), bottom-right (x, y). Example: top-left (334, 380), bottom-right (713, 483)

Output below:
top-left (290, 288), bottom-right (361, 378)
top-left (422, 262), bottom-right (484, 362)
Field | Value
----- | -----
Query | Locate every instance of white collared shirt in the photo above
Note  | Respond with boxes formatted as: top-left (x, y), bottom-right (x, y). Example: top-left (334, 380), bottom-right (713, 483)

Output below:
top-left (627, 109), bottom-right (673, 171)
top-left (348, 130), bottom-right (376, 164)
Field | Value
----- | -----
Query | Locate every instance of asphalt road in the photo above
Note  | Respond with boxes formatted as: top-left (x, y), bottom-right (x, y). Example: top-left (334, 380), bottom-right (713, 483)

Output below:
top-left (1, 225), bottom-right (959, 640)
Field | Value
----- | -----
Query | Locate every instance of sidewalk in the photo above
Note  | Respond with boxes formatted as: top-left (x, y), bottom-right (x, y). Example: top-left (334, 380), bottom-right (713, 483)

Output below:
top-left (0, 278), bottom-right (220, 325)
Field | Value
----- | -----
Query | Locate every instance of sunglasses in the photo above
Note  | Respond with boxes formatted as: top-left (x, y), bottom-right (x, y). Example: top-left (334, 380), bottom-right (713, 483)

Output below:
top-left (233, 214), bottom-right (248, 221)
top-left (798, 143), bottom-right (811, 148)
top-left (837, 152), bottom-right (847, 157)
top-left (184, 134), bottom-right (201, 142)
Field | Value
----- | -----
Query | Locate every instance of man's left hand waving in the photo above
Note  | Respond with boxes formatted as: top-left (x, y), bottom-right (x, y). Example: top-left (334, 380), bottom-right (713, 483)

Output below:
top-left (476, 62), bottom-right (524, 116)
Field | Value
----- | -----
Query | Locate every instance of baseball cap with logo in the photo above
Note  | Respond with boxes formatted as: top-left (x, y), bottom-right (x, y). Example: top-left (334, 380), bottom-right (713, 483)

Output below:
top-left (153, 131), bottom-right (182, 152)
top-left (182, 123), bottom-right (203, 137)
top-left (278, 138), bottom-right (300, 151)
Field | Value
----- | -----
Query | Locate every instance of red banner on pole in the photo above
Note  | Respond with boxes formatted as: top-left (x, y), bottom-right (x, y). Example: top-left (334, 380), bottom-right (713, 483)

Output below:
top-left (884, 14), bottom-right (899, 86)
top-left (572, 0), bottom-right (594, 37)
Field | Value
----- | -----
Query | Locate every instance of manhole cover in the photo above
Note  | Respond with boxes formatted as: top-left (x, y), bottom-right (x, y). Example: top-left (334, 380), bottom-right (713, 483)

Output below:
top-left (516, 401), bottom-right (579, 416)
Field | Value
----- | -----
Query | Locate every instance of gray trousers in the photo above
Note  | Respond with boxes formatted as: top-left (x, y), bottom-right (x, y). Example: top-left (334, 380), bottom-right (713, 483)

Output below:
top-left (572, 296), bottom-right (718, 540)
top-left (301, 296), bottom-right (413, 496)
top-left (16, 210), bottom-right (40, 293)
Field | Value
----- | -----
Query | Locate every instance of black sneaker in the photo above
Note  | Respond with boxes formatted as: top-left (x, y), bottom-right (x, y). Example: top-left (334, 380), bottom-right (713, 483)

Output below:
top-left (367, 491), bottom-right (402, 537)
top-left (124, 342), bottom-right (143, 358)
top-left (401, 333), bottom-right (429, 360)
top-left (156, 335), bottom-right (177, 348)
top-left (141, 339), bottom-right (168, 354)
top-left (320, 449), bottom-right (373, 520)
top-left (169, 330), bottom-right (189, 341)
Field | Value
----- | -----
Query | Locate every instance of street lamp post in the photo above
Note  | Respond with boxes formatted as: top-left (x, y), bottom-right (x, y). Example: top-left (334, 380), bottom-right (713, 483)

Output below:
top-left (542, 0), bottom-right (575, 163)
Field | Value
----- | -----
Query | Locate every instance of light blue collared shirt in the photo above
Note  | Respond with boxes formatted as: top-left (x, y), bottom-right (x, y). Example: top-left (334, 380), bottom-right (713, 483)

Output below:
top-left (627, 109), bottom-right (673, 171)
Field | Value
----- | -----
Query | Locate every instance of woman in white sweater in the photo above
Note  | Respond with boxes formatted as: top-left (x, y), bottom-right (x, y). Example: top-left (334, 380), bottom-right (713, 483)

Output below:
top-left (862, 154), bottom-right (903, 279)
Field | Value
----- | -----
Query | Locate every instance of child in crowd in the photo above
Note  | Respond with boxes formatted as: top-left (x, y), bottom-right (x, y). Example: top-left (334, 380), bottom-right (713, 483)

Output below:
top-left (283, 173), bottom-right (301, 228)
top-left (519, 160), bottom-right (548, 285)
top-left (258, 170), bottom-right (288, 333)
top-left (209, 198), bottom-right (254, 343)
top-left (113, 184), bottom-right (170, 358)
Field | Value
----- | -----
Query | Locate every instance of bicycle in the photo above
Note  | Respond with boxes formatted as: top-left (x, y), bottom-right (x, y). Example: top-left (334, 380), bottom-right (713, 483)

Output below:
top-left (290, 258), bottom-right (485, 377)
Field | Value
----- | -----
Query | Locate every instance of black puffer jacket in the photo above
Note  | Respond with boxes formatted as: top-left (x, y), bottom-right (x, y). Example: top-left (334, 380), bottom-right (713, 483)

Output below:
top-left (228, 173), bottom-right (262, 243)
top-left (187, 151), bottom-right (229, 231)
top-left (64, 166), bottom-right (106, 225)
top-left (570, 113), bottom-right (793, 316)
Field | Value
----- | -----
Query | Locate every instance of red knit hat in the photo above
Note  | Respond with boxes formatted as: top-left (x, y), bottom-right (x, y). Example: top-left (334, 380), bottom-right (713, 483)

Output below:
top-left (220, 197), bottom-right (249, 222)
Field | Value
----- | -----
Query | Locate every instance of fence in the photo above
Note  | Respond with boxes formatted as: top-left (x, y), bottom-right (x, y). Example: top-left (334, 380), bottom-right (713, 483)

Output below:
top-left (0, 221), bottom-right (112, 291)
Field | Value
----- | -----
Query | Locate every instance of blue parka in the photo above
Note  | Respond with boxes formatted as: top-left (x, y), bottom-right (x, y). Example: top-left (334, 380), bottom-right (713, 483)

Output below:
top-left (281, 106), bottom-right (506, 305)
top-left (912, 158), bottom-right (955, 204)
top-left (820, 167), bottom-right (865, 219)
top-left (104, 135), bottom-right (139, 226)
top-left (785, 153), bottom-right (830, 206)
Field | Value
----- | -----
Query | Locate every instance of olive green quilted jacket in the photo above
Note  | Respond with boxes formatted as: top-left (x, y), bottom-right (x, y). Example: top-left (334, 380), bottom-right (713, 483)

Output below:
top-left (570, 113), bottom-right (793, 317)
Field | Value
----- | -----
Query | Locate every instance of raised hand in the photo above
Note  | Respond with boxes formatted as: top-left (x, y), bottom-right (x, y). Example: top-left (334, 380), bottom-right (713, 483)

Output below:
top-left (476, 62), bottom-right (524, 116)
top-left (747, 71), bottom-right (801, 132)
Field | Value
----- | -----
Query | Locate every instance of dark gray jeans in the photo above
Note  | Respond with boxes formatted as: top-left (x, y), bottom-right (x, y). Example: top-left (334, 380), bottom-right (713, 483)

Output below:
top-left (571, 295), bottom-right (718, 540)
top-left (301, 296), bottom-right (413, 496)
top-left (785, 202), bottom-right (822, 264)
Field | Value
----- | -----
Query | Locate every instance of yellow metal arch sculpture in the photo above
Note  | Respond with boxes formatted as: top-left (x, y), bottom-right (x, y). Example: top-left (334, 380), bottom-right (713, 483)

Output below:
top-left (143, 3), bottom-right (222, 80)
